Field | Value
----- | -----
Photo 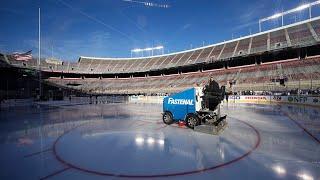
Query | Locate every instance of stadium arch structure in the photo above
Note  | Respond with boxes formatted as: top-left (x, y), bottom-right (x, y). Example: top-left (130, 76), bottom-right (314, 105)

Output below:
top-left (1, 17), bottom-right (320, 96)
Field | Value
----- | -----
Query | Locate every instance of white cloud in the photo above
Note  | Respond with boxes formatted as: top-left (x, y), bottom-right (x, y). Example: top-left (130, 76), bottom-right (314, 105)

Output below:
top-left (181, 23), bottom-right (192, 31)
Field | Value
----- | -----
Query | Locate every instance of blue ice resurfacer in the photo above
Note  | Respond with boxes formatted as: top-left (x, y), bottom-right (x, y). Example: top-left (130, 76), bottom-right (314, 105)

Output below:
top-left (162, 80), bottom-right (227, 135)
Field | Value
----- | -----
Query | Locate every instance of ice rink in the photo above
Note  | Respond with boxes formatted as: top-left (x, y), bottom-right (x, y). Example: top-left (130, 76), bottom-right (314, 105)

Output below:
top-left (0, 102), bottom-right (319, 179)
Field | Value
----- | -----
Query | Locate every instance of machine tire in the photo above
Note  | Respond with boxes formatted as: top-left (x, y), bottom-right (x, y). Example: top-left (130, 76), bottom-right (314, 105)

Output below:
top-left (163, 111), bottom-right (173, 125)
top-left (185, 114), bottom-right (200, 129)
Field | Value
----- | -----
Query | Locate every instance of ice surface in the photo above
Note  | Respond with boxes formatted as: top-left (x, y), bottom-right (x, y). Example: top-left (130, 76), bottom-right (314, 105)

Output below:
top-left (0, 102), bottom-right (319, 179)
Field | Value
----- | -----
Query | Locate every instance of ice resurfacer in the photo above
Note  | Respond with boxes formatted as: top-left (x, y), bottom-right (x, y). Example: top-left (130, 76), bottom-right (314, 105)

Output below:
top-left (162, 80), bottom-right (227, 135)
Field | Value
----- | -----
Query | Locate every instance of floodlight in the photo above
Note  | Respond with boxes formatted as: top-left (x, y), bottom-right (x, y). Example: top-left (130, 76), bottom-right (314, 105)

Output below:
top-left (155, 46), bottom-right (164, 49)
top-left (132, 49), bottom-right (142, 52)
top-left (270, 13), bottom-right (282, 19)
top-left (259, 1), bottom-right (319, 32)
top-left (295, 4), bottom-right (310, 11)
top-left (131, 45), bottom-right (165, 57)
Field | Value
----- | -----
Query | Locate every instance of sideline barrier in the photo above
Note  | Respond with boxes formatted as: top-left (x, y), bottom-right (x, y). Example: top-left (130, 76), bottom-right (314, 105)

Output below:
top-left (0, 99), bottom-right (34, 108)
top-left (128, 95), bottom-right (320, 107)
top-left (229, 95), bottom-right (320, 107)
top-left (129, 95), bottom-right (164, 104)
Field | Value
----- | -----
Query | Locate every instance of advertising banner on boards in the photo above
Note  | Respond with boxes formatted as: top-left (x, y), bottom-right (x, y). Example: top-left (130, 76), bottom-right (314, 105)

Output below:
top-left (229, 95), bottom-right (320, 106)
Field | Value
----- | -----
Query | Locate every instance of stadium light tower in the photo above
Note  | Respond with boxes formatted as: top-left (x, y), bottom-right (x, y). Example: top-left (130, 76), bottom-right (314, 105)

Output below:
top-left (131, 48), bottom-right (143, 57)
top-left (153, 46), bottom-right (164, 56)
top-left (259, 0), bottom-right (320, 32)
top-left (131, 46), bottom-right (164, 57)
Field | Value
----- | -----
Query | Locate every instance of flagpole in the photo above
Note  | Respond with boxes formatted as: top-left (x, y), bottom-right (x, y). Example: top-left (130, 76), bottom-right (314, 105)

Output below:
top-left (38, 7), bottom-right (42, 99)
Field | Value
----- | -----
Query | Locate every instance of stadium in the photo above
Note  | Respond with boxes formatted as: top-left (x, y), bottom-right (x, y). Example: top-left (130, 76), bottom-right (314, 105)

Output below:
top-left (0, 0), bottom-right (320, 179)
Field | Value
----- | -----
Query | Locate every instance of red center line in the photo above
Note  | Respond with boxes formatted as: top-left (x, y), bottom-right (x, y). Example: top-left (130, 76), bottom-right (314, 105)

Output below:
top-left (24, 148), bottom-right (52, 158)
top-left (37, 123), bottom-right (91, 180)
top-left (171, 123), bottom-right (188, 129)
top-left (39, 167), bottom-right (71, 180)
top-left (282, 111), bottom-right (320, 144)
top-left (158, 123), bottom-right (187, 130)
top-left (136, 119), bottom-right (160, 124)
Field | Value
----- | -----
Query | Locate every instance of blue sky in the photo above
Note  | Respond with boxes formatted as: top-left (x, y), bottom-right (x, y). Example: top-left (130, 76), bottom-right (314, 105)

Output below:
top-left (0, 0), bottom-right (319, 61)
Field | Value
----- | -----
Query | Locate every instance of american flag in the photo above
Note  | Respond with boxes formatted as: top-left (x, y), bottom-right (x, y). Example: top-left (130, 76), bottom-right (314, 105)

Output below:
top-left (12, 50), bottom-right (32, 61)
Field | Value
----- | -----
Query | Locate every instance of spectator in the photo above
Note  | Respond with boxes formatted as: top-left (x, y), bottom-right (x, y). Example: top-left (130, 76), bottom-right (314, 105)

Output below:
top-left (225, 93), bottom-right (229, 102)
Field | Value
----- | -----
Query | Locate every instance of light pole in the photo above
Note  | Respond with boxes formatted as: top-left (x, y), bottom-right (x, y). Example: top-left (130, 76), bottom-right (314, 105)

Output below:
top-left (38, 7), bottom-right (42, 99)
top-left (309, 6), bottom-right (312, 19)
top-left (259, 20), bottom-right (261, 32)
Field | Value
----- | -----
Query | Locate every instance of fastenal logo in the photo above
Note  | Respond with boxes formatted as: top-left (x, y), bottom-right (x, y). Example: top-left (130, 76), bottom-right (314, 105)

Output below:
top-left (168, 98), bottom-right (194, 105)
